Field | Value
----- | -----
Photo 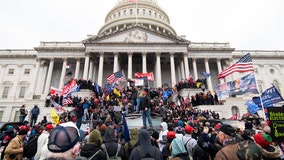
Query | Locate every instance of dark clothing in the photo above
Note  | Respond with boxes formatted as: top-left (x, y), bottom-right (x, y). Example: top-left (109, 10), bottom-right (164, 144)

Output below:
top-left (80, 144), bottom-right (107, 160)
top-left (102, 128), bottom-right (125, 159)
top-left (192, 144), bottom-right (211, 160)
top-left (129, 129), bottom-right (162, 160)
top-left (140, 95), bottom-right (151, 110)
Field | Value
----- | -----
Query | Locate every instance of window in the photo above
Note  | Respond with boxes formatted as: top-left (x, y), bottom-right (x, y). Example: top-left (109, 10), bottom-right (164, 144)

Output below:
top-left (19, 86), bottom-right (27, 98)
top-left (130, 9), bottom-right (133, 15)
top-left (2, 86), bottom-right (9, 98)
top-left (137, 9), bottom-right (139, 15)
top-left (124, 10), bottom-right (127, 15)
top-left (149, 10), bottom-right (152, 16)
top-left (8, 69), bottom-right (14, 75)
top-left (24, 69), bottom-right (30, 74)
top-left (143, 9), bottom-right (146, 15)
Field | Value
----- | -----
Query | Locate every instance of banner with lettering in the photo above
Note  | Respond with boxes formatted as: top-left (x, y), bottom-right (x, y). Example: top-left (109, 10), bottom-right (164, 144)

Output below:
top-left (267, 107), bottom-right (284, 142)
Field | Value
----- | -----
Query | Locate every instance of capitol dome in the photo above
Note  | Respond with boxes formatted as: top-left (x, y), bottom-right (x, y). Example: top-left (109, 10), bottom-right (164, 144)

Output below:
top-left (98, 0), bottom-right (177, 36)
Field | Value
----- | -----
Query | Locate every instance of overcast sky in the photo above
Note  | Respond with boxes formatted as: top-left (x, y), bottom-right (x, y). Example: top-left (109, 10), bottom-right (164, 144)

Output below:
top-left (0, 0), bottom-right (283, 50)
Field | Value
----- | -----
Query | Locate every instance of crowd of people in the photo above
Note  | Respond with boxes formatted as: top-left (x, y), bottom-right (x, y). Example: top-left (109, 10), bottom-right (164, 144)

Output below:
top-left (1, 78), bottom-right (284, 159)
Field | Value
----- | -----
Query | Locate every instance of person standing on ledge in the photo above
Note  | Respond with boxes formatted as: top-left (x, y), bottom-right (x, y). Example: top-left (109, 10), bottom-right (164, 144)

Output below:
top-left (140, 90), bottom-right (153, 130)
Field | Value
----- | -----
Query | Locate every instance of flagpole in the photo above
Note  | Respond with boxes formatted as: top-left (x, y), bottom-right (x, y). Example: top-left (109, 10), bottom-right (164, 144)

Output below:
top-left (251, 66), bottom-right (267, 121)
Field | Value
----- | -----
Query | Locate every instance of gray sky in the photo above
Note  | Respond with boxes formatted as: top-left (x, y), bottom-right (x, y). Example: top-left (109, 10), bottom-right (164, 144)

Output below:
top-left (0, 0), bottom-right (283, 50)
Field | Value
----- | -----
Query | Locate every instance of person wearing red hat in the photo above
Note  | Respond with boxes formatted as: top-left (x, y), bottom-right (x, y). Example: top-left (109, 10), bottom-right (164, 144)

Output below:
top-left (4, 125), bottom-right (27, 160)
top-left (182, 125), bottom-right (197, 158)
top-left (254, 133), bottom-right (281, 159)
top-left (34, 123), bottom-right (54, 160)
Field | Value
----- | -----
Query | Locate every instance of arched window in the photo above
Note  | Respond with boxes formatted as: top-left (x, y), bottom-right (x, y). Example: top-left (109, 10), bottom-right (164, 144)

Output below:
top-left (143, 9), bottom-right (146, 15)
top-left (149, 10), bottom-right (152, 16)
top-left (124, 10), bottom-right (127, 15)
top-left (273, 80), bottom-right (281, 93)
top-left (130, 9), bottom-right (133, 15)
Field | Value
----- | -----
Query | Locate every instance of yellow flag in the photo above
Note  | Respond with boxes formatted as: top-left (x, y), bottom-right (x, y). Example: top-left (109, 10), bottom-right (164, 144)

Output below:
top-left (113, 88), bottom-right (121, 97)
top-left (50, 108), bottom-right (59, 125)
top-left (106, 95), bottom-right (110, 101)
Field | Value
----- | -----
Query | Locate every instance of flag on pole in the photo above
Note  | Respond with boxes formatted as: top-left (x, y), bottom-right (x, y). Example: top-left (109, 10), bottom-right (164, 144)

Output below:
top-left (106, 70), bottom-right (126, 84)
top-left (200, 71), bottom-right (211, 78)
top-left (113, 88), bottom-right (121, 97)
top-left (214, 73), bottom-right (258, 100)
top-left (134, 72), bottom-right (154, 81)
top-left (246, 100), bottom-right (261, 114)
top-left (62, 97), bottom-right (73, 106)
top-left (217, 53), bottom-right (254, 79)
top-left (50, 108), bottom-right (60, 125)
top-left (123, 113), bottom-right (130, 142)
top-left (252, 85), bottom-right (284, 108)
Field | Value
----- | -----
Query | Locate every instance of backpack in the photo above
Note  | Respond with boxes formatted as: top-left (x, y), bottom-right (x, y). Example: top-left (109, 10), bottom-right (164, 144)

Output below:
top-left (102, 143), bottom-right (122, 160)
top-left (236, 140), bottom-right (262, 160)
top-left (182, 137), bottom-right (192, 155)
top-left (23, 133), bottom-right (40, 158)
top-left (137, 146), bottom-right (156, 160)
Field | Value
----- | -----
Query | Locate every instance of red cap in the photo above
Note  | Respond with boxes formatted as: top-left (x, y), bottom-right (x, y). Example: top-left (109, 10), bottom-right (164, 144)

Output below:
top-left (46, 124), bottom-right (54, 130)
top-left (167, 131), bottom-right (176, 139)
top-left (185, 125), bottom-right (194, 134)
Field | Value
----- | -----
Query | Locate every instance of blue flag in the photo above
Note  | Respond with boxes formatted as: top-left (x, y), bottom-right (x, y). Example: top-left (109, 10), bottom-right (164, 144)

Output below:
top-left (201, 71), bottom-right (211, 78)
top-left (123, 113), bottom-right (130, 142)
top-left (252, 85), bottom-right (284, 108)
top-left (246, 100), bottom-right (261, 114)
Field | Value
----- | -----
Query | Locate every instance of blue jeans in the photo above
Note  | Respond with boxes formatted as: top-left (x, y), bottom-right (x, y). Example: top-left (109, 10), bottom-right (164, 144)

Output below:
top-left (136, 98), bottom-right (141, 112)
top-left (142, 108), bottom-right (153, 128)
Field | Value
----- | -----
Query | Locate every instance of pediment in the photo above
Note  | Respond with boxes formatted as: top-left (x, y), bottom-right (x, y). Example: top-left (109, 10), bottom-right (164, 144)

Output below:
top-left (83, 26), bottom-right (190, 44)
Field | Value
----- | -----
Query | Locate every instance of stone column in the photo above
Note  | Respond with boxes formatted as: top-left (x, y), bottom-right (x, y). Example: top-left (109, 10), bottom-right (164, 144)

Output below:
top-left (29, 58), bottom-right (41, 96)
top-left (74, 58), bottom-right (80, 79)
top-left (216, 58), bottom-right (224, 83)
top-left (13, 64), bottom-right (23, 99)
top-left (170, 52), bottom-right (176, 86)
top-left (93, 62), bottom-right (97, 82)
top-left (0, 64), bottom-right (6, 84)
top-left (97, 52), bottom-right (104, 86)
top-left (142, 52), bottom-right (147, 73)
top-left (59, 58), bottom-right (67, 88)
top-left (44, 58), bottom-right (54, 94)
top-left (180, 59), bottom-right (185, 80)
top-left (204, 58), bottom-right (213, 92)
top-left (127, 52), bottom-right (133, 79)
top-left (156, 52), bottom-right (162, 88)
top-left (83, 52), bottom-right (90, 80)
top-left (113, 52), bottom-right (119, 73)
top-left (183, 52), bottom-right (190, 78)
top-left (88, 59), bottom-right (94, 81)
top-left (192, 58), bottom-right (198, 80)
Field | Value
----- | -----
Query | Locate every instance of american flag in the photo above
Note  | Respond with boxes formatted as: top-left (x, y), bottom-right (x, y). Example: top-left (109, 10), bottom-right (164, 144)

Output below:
top-left (62, 97), bottom-right (73, 106)
top-left (106, 70), bottom-right (126, 84)
top-left (217, 53), bottom-right (254, 79)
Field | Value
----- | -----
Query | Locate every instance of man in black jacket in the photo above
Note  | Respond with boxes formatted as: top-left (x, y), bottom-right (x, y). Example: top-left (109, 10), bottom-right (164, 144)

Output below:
top-left (140, 91), bottom-right (153, 130)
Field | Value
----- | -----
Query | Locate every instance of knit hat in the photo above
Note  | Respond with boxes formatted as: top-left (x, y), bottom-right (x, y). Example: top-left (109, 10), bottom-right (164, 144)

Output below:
top-left (254, 133), bottom-right (272, 148)
top-left (48, 122), bottom-right (80, 153)
top-left (220, 124), bottom-right (236, 137)
top-left (88, 129), bottom-right (103, 146)
top-left (18, 125), bottom-right (28, 135)
top-left (184, 125), bottom-right (194, 134)
top-left (167, 131), bottom-right (176, 139)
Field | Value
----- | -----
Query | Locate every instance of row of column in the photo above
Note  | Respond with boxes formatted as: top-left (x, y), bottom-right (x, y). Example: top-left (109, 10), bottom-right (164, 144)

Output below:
top-left (39, 52), bottom-right (225, 95)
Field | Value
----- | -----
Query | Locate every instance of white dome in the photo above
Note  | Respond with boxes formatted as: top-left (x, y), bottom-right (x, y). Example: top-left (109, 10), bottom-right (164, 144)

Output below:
top-left (98, 0), bottom-right (176, 36)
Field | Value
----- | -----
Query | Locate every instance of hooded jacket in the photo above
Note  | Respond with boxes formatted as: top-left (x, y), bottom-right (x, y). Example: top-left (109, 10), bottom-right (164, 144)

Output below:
top-left (129, 129), bottom-right (162, 160)
top-left (158, 122), bottom-right (168, 151)
top-left (102, 127), bottom-right (125, 159)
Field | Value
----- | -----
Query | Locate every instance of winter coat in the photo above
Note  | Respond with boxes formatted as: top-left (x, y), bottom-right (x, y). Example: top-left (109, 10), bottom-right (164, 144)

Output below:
top-left (4, 136), bottom-right (24, 160)
top-left (129, 129), bottom-right (162, 160)
top-left (80, 144), bottom-right (107, 160)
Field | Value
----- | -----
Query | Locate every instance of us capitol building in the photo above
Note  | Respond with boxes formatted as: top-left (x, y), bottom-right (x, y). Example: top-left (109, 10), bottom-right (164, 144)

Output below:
top-left (0, 0), bottom-right (283, 122)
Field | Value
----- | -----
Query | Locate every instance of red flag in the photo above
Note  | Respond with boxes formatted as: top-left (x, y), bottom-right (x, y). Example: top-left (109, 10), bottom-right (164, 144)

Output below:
top-left (134, 72), bottom-right (154, 81)
top-left (217, 53), bottom-right (254, 79)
